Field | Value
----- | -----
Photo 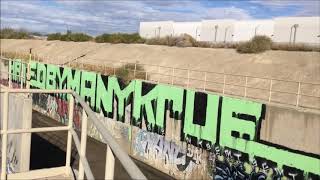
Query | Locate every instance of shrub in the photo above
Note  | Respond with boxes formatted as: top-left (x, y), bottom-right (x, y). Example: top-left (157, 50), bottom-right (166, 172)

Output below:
top-left (0, 28), bottom-right (32, 39)
top-left (194, 41), bottom-right (240, 49)
top-left (95, 33), bottom-right (145, 44)
top-left (47, 33), bottom-right (62, 40)
top-left (47, 31), bottom-right (93, 42)
top-left (70, 62), bottom-right (146, 85)
top-left (145, 34), bottom-right (197, 47)
top-left (237, 35), bottom-right (272, 53)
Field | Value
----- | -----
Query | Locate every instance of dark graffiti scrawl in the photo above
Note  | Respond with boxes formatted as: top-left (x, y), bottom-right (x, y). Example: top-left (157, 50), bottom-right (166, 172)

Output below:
top-left (7, 60), bottom-right (320, 179)
top-left (32, 93), bottom-right (82, 129)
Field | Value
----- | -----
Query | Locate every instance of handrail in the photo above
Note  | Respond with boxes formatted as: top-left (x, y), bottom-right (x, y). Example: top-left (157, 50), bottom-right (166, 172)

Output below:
top-left (1, 56), bottom-right (319, 111)
top-left (2, 55), bottom-right (320, 86)
top-left (0, 87), bottom-right (147, 180)
top-left (72, 92), bottom-right (147, 180)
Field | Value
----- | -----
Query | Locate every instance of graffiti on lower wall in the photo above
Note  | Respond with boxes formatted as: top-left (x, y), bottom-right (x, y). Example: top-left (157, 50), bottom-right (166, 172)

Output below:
top-left (32, 93), bottom-right (82, 129)
top-left (133, 129), bottom-right (204, 176)
top-left (7, 60), bottom-right (320, 179)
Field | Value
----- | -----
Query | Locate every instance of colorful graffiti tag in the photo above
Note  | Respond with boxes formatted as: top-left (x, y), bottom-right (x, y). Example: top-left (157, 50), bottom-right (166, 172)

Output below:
top-left (8, 60), bottom-right (320, 179)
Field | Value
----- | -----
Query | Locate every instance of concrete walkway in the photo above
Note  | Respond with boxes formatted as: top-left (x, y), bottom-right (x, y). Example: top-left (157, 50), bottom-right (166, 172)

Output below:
top-left (31, 110), bottom-right (174, 180)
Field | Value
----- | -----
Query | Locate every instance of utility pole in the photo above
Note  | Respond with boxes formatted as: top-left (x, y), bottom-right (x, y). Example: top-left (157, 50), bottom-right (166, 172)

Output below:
top-left (224, 26), bottom-right (230, 43)
top-left (293, 24), bottom-right (299, 44)
top-left (214, 25), bottom-right (218, 42)
top-left (254, 25), bottom-right (260, 36)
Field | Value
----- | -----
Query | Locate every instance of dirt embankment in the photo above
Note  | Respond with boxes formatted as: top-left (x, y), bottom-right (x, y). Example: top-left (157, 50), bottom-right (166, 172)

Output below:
top-left (1, 39), bottom-right (320, 109)
top-left (1, 39), bottom-right (319, 82)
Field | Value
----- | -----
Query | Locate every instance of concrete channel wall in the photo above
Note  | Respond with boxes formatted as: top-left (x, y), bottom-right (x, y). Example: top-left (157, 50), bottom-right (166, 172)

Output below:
top-left (5, 60), bottom-right (320, 179)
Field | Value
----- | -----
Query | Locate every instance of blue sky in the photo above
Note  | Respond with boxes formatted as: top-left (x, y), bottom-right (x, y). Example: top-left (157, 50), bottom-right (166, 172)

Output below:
top-left (1, 0), bottom-right (319, 35)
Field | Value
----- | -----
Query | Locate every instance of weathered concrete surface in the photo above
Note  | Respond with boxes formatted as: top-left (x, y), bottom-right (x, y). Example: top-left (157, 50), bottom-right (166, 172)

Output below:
top-left (261, 106), bottom-right (320, 155)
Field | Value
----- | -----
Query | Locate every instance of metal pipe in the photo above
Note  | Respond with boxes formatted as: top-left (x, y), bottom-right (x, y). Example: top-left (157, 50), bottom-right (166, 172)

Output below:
top-left (269, 79), bottom-right (273, 102)
top-left (71, 129), bottom-right (94, 180)
top-left (289, 26), bottom-right (294, 43)
top-left (171, 68), bottom-right (175, 85)
top-left (105, 145), bottom-right (115, 180)
top-left (224, 26), bottom-right (230, 43)
top-left (1, 126), bottom-right (69, 134)
top-left (1, 91), bottom-right (9, 180)
top-left (254, 25), bottom-right (260, 36)
top-left (72, 92), bottom-right (147, 180)
top-left (296, 82), bottom-right (301, 107)
top-left (244, 76), bottom-right (248, 98)
top-left (65, 95), bottom-right (74, 175)
top-left (293, 24), bottom-right (299, 44)
top-left (1, 57), bottom-right (319, 85)
top-left (8, 60), bottom-right (12, 88)
top-left (79, 110), bottom-right (88, 180)
top-left (214, 25), bottom-right (218, 42)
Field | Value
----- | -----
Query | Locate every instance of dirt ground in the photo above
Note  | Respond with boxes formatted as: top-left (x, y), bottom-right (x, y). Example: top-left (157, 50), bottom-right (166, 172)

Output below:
top-left (1, 39), bottom-right (319, 109)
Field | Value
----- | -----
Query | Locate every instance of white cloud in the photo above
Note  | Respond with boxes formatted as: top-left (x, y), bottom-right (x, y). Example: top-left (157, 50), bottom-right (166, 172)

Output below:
top-left (0, 0), bottom-right (253, 35)
top-left (251, 0), bottom-right (320, 16)
top-left (205, 6), bottom-right (252, 20)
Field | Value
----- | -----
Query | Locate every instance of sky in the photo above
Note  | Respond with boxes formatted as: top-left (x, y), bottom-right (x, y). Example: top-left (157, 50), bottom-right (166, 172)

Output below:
top-left (1, 0), bottom-right (319, 35)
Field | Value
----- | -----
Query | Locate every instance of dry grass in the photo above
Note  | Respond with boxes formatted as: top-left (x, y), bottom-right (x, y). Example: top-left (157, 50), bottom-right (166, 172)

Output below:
top-left (271, 43), bottom-right (320, 52)
top-left (145, 34), bottom-right (320, 52)
top-left (145, 34), bottom-right (197, 47)
top-left (70, 62), bottom-right (147, 84)
top-left (237, 36), bottom-right (272, 53)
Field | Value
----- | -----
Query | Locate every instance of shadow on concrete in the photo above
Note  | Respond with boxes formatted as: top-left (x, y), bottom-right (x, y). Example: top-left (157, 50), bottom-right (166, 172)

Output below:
top-left (31, 110), bottom-right (175, 180)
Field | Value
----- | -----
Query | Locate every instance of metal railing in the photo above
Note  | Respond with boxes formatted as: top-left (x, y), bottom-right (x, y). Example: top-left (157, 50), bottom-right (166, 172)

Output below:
top-left (67, 57), bottom-right (319, 110)
top-left (1, 53), bottom-right (320, 111)
top-left (0, 87), bottom-right (147, 180)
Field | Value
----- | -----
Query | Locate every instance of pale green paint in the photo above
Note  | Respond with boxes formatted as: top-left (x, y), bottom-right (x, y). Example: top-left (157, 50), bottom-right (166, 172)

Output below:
top-left (108, 77), bottom-right (135, 119)
top-left (183, 90), bottom-right (219, 144)
top-left (96, 74), bottom-right (113, 114)
top-left (10, 60), bottom-right (27, 83)
top-left (133, 81), bottom-right (184, 128)
top-left (80, 71), bottom-right (97, 108)
top-left (220, 96), bottom-right (320, 175)
top-left (46, 64), bottom-right (58, 90)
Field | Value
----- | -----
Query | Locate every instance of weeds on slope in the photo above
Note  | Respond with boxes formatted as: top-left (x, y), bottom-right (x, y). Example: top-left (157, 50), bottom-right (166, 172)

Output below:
top-left (70, 62), bottom-right (147, 85)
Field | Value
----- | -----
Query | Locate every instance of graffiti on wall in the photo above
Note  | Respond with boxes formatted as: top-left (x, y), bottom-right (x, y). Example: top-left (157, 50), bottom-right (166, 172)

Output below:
top-left (8, 60), bottom-right (320, 179)
top-left (32, 93), bottom-right (82, 129)
top-left (133, 129), bottom-right (203, 176)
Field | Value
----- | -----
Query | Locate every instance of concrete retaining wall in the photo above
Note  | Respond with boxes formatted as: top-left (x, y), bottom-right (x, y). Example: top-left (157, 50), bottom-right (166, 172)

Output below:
top-left (139, 21), bottom-right (174, 38)
top-left (140, 17), bottom-right (320, 44)
top-left (173, 22), bottom-right (201, 40)
top-left (233, 20), bottom-right (274, 42)
top-left (200, 20), bottom-right (236, 42)
top-left (273, 17), bottom-right (320, 44)
top-left (7, 60), bottom-right (320, 179)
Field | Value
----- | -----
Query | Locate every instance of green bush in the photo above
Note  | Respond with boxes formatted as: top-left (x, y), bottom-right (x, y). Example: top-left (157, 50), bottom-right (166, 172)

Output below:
top-left (47, 33), bottom-right (62, 40)
top-left (95, 33), bottom-right (145, 44)
top-left (0, 28), bottom-right (32, 39)
top-left (237, 35), bottom-right (272, 53)
top-left (47, 31), bottom-right (93, 42)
